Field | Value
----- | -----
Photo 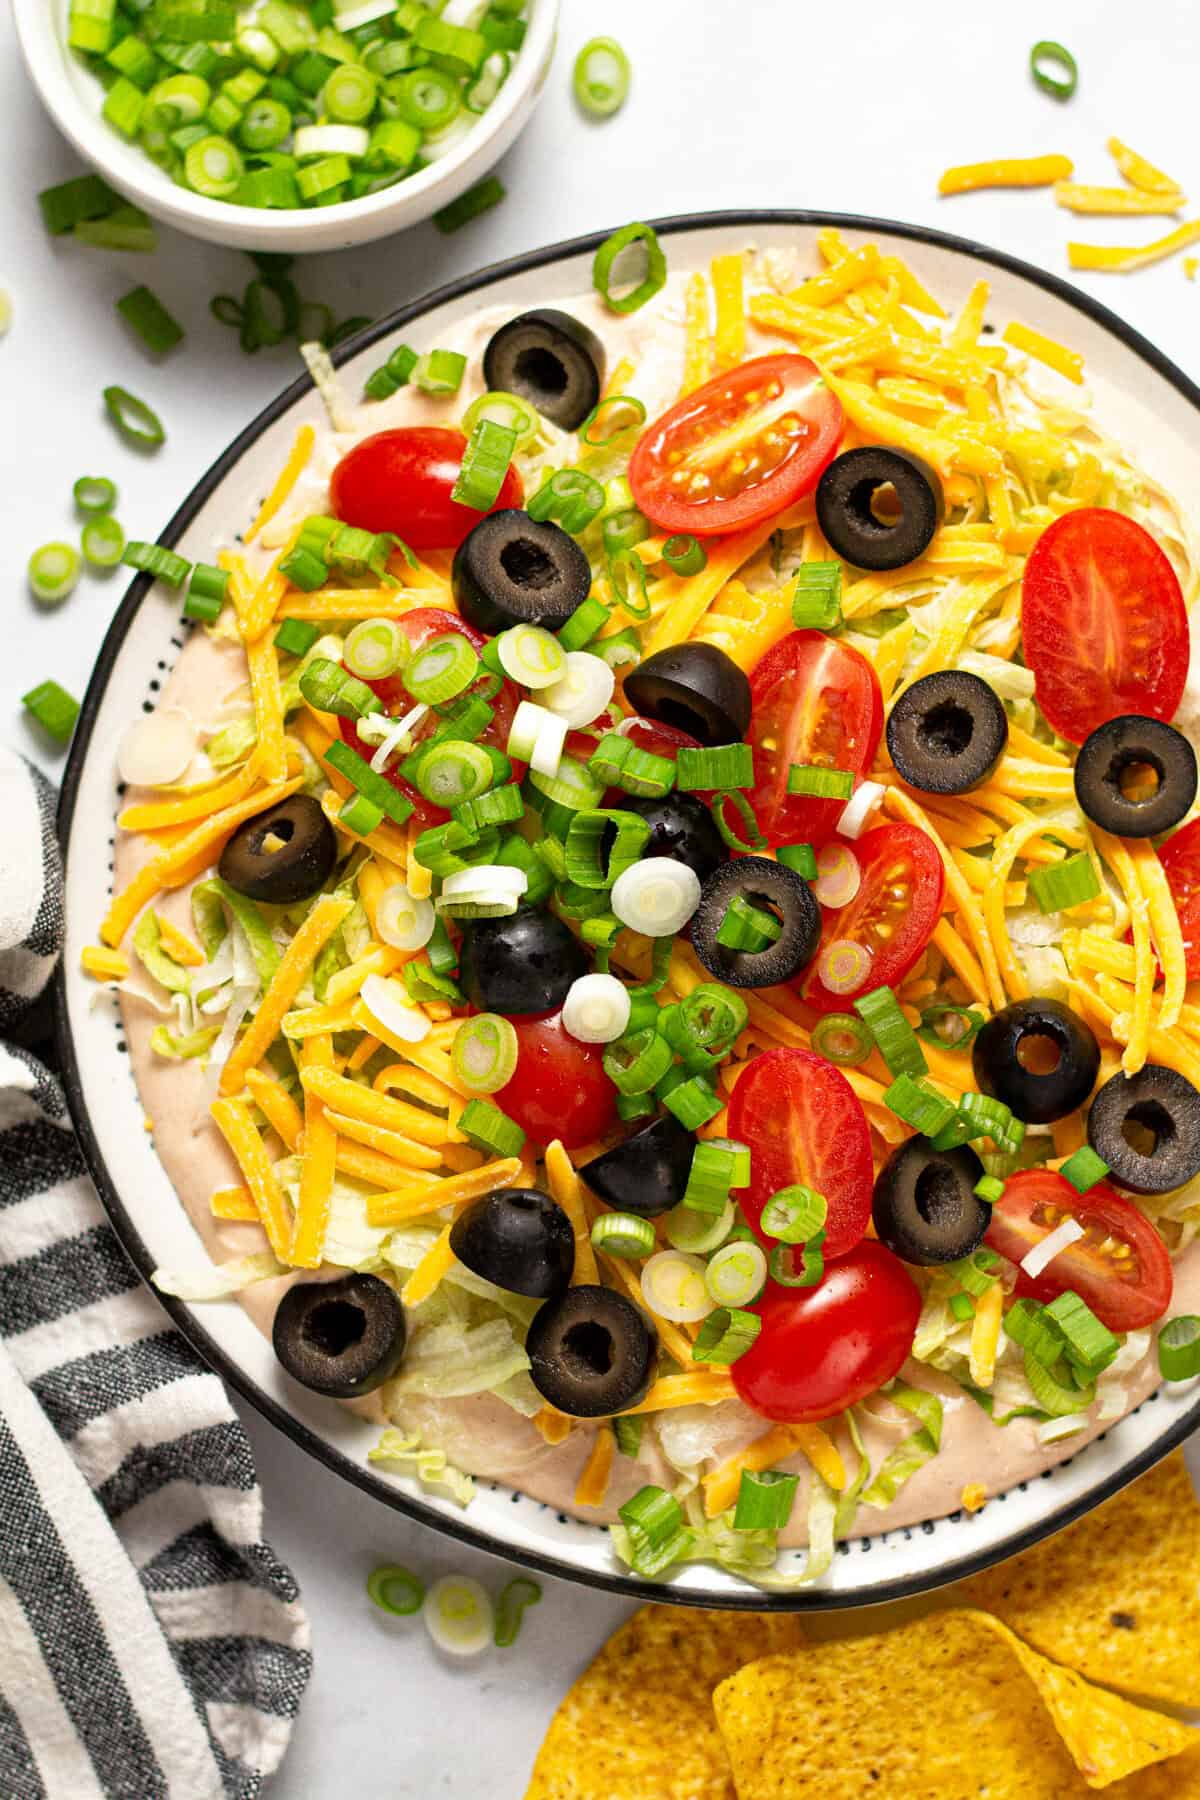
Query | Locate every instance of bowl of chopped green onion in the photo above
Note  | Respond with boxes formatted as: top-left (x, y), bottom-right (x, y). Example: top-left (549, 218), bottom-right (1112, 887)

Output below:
top-left (13, 0), bottom-right (558, 252)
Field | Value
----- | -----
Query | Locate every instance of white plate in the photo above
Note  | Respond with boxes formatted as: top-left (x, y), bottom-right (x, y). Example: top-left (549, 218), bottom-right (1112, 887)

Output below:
top-left (56, 212), bottom-right (1200, 1610)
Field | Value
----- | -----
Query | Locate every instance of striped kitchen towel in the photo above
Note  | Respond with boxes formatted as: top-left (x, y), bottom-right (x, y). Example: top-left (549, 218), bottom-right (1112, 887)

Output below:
top-left (0, 747), bottom-right (311, 1799)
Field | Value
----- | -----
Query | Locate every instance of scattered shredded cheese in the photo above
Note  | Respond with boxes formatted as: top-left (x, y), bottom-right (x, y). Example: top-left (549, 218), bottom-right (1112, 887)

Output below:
top-left (938, 155), bottom-right (1073, 196)
top-left (1069, 220), bottom-right (1200, 273)
top-left (244, 424), bottom-right (315, 545)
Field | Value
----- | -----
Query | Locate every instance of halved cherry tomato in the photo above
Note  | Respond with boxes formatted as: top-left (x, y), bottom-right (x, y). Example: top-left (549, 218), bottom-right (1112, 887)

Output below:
top-left (329, 426), bottom-right (524, 550)
top-left (496, 1011), bottom-right (617, 1150)
top-left (727, 1047), bottom-right (874, 1259)
top-left (629, 353), bottom-right (843, 538)
top-left (1157, 820), bottom-right (1200, 979)
top-left (746, 631), bottom-right (883, 847)
top-left (731, 1241), bottom-right (921, 1423)
top-left (1021, 508), bottom-right (1188, 745)
top-left (339, 607), bottom-right (522, 828)
top-left (985, 1169), bottom-right (1173, 1332)
top-left (798, 821), bottom-right (945, 1015)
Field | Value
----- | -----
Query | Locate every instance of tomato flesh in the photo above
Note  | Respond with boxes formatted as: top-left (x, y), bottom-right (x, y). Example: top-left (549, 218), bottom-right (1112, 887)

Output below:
top-left (798, 821), bottom-right (945, 1015)
top-left (985, 1169), bottom-right (1172, 1332)
top-left (629, 353), bottom-right (844, 537)
top-left (732, 1241), bottom-right (921, 1423)
top-left (329, 426), bottom-right (524, 550)
top-left (496, 1011), bottom-right (617, 1150)
top-left (1157, 820), bottom-right (1200, 980)
top-left (747, 631), bottom-right (883, 847)
top-left (339, 607), bottom-right (522, 828)
top-left (1021, 508), bottom-right (1188, 745)
top-left (727, 1047), bottom-right (874, 1259)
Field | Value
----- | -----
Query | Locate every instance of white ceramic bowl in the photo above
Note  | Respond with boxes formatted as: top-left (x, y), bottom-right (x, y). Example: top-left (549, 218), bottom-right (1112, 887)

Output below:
top-left (13, 0), bottom-right (558, 253)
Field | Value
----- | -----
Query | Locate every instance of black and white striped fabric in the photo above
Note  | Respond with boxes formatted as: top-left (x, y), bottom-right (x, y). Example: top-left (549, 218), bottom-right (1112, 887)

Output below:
top-left (0, 748), bottom-right (311, 1799)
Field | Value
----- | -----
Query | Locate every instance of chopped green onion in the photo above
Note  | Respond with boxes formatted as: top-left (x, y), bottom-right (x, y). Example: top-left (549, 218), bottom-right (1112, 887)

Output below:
top-left (339, 792), bottom-right (384, 835)
top-left (769, 1230), bottom-right (826, 1288)
top-left (413, 740), bottom-right (494, 807)
top-left (733, 1467), bottom-right (798, 1531)
top-left (116, 285), bottom-right (184, 354)
top-left (558, 597), bottom-right (611, 653)
top-left (75, 203), bottom-right (157, 252)
top-left (777, 842), bottom-right (818, 879)
top-left (295, 153), bottom-right (350, 204)
top-left (73, 475), bottom-right (118, 515)
top-left (584, 398), bottom-right (647, 450)
top-left (607, 549), bottom-right (650, 621)
top-left (39, 173), bottom-right (119, 236)
top-left (662, 534), bottom-right (706, 578)
top-left (325, 739), bottom-right (415, 823)
top-left (692, 1307), bottom-right (761, 1366)
top-left (1158, 1316), bottom-right (1200, 1382)
top-left (1030, 39), bottom-right (1078, 100)
top-left (452, 1014), bottom-right (518, 1095)
top-left (1004, 1297), bottom-right (1069, 1367)
top-left (593, 222), bottom-right (667, 315)
top-left (949, 1292), bottom-right (976, 1323)
top-left (810, 1012), bottom-right (873, 1067)
top-left (665, 1196), bottom-right (735, 1254)
top-left (573, 35), bottom-right (630, 118)
top-left (342, 617), bottom-right (407, 681)
top-left (496, 624), bottom-right (566, 690)
top-left (184, 134), bottom-right (244, 197)
top-left (433, 175), bottom-right (506, 233)
top-left (493, 1577), bottom-right (541, 1649)
top-left (81, 515), bottom-right (126, 569)
top-left (613, 1415), bottom-right (643, 1458)
top-left (1028, 852), bottom-right (1100, 915)
top-left (676, 744), bottom-right (754, 791)
top-left (761, 1185), bottom-right (827, 1244)
top-left (1023, 1349), bottom-right (1095, 1417)
top-left (917, 1002), bottom-right (985, 1050)
top-left (322, 60), bottom-right (376, 122)
top-left (103, 384), bottom-right (165, 449)
top-left (527, 469), bottom-right (606, 536)
top-left (455, 786), bottom-right (524, 832)
top-left (930, 1092), bottom-right (1023, 1154)
top-left (975, 1174), bottom-right (1006, 1204)
top-left (662, 1074), bottom-right (721, 1130)
top-left (1043, 1291), bottom-right (1119, 1376)
top-left (706, 1238), bottom-right (767, 1308)
top-left (183, 569), bottom-right (225, 623)
top-left (601, 506), bottom-right (651, 558)
top-left (715, 895), bottom-right (781, 953)
top-left (616, 1486), bottom-right (692, 1577)
top-left (403, 633), bottom-right (480, 705)
top-left (791, 562), bottom-right (843, 631)
top-left (884, 1074), bottom-right (957, 1136)
top-left (677, 985), bottom-right (748, 1056)
top-left (462, 388), bottom-right (539, 449)
top-left (22, 680), bottom-right (80, 745)
top-left (364, 343), bottom-right (419, 401)
top-left (710, 789), bottom-right (767, 853)
top-left (102, 75), bottom-right (146, 138)
top-left (615, 1091), bottom-right (656, 1123)
top-left (682, 1138), bottom-right (750, 1216)
top-left (853, 986), bottom-right (928, 1077)
top-left (1060, 1146), bottom-right (1110, 1194)
top-left (947, 1247), bottom-right (999, 1297)
top-left (122, 540), bottom-right (190, 587)
top-left (591, 1212), bottom-right (656, 1259)
top-left (458, 1098), bottom-right (525, 1158)
top-left (402, 959), bottom-right (465, 1007)
top-left (451, 418), bottom-right (518, 511)
top-left (413, 349), bottom-right (468, 396)
top-left (366, 1562), bottom-right (425, 1616)
top-left (602, 1028), bottom-right (674, 1097)
top-left (787, 764), bottom-right (854, 799)
top-left (564, 808), bottom-right (650, 890)
top-left (27, 543), bottom-right (82, 605)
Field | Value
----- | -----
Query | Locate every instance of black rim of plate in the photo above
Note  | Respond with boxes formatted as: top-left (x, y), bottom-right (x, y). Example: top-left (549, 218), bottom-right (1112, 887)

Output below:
top-left (55, 208), bottom-right (1200, 1611)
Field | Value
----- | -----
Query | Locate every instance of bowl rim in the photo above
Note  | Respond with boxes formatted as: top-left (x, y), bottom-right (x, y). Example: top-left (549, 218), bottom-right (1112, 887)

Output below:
top-left (12, 0), bottom-right (558, 239)
top-left (55, 207), bottom-right (1200, 1609)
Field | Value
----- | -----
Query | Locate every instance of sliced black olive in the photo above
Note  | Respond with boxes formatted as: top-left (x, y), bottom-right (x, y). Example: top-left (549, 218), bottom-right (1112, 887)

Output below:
top-left (886, 670), bottom-right (1008, 795)
top-left (690, 856), bottom-right (821, 988)
top-left (482, 309), bottom-right (605, 433)
top-left (526, 1285), bottom-right (658, 1417)
top-left (272, 1273), bottom-right (406, 1399)
top-left (1073, 715), bottom-right (1197, 839)
top-left (218, 792), bottom-right (338, 904)
top-left (449, 1187), bottom-right (574, 1299)
top-left (623, 643), bottom-right (751, 747)
top-left (452, 509), bottom-right (591, 636)
top-left (1087, 1065), bottom-right (1200, 1194)
top-left (623, 792), bottom-right (728, 885)
top-left (873, 1137), bottom-right (988, 1265)
top-left (582, 1115), bottom-right (696, 1217)
top-left (816, 446), bottom-right (945, 571)
top-left (460, 908), bottom-right (587, 1016)
top-left (973, 998), bottom-right (1100, 1124)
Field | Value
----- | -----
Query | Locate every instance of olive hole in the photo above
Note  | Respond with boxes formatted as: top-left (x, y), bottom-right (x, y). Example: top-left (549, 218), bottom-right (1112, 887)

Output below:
top-left (913, 1162), bottom-right (964, 1229)
top-left (561, 1320), bottom-right (614, 1378)
top-left (514, 344), bottom-right (568, 396)
top-left (850, 477), bottom-right (903, 531)
top-left (1116, 758), bottom-right (1162, 804)
top-left (919, 700), bottom-right (975, 759)
top-left (1122, 1100), bottom-right (1175, 1158)
top-left (254, 816), bottom-right (295, 854)
top-left (1016, 1031), bottom-right (1062, 1076)
top-left (869, 481), bottom-right (903, 526)
top-left (304, 1298), bottom-right (366, 1359)
top-left (500, 538), bottom-right (558, 591)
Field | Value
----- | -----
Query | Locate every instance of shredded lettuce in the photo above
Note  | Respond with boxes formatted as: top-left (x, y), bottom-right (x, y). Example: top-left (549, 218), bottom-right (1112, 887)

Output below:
top-left (273, 1167), bottom-right (391, 1271)
top-left (957, 649), bottom-right (1036, 701)
top-left (192, 878), bottom-right (281, 987)
top-left (367, 1427), bottom-right (475, 1507)
top-left (610, 1477), bottom-right (842, 1592)
top-left (206, 714), bottom-right (258, 770)
top-left (151, 1021), bottom-right (221, 1061)
top-left (132, 912), bottom-right (192, 994)
top-left (860, 1384), bottom-right (943, 1508)
top-left (389, 1315), bottom-right (531, 1399)
top-left (153, 1251), bottom-right (283, 1300)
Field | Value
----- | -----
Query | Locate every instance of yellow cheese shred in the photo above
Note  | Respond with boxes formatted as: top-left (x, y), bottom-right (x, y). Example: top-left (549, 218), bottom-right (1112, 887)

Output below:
top-left (219, 892), bottom-right (353, 1096)
top-left (1092, 829), bottom-right (1153, 1072)
top-left (968, 1280), bottom-right (1004, 1388)
top-left (949, 279), bottom-right (989, 349)
top-left (80, 945), bottom-right (130, 981)
top-left (1055, 182), bottom-right (1184, 217)
top-left (938, 155), bottom-right (1074, 195)
top-left (545, 1140), bottom-right (599, 1286)
top-left (401, 1224), bottom-right (455, 1307)
top-left (617, 1371), bottom-right (737, 1417)
top-left (1107, 137), bottom-right (1183, 195)
top-left (210, 1185), bottom-right (259, 1222)
top-left (597, 1247), bottom-right (697, 1371)
top-left (244, 424), bottom-right (315, 545)
top-left (573, 1425), bottom-right (615, 1509)
top-left (277, 587), bottom-right (427, 621)
top-left (790, 243), bottom-right (880, 307)
top-left (1128, 841), bottom-right (1186, 1032)
top-left (534, 1407), bottom-right (573, 1446)
top-left (365, 1156), bottom-right (522, 1229)
top-left (300, 1064), bottom-right (448, 1145)
top-left (710, 252), bottom-right (747, 371)
top-left (884, 785), bottom-right (1006, 1011)
top-left (291, 1034), bottom-right (337, 1268)
top-left (245, 633), bottom-right (288, 783)
top-left (680, 271), bottom-right (713, 394)
top-left (1069, 220), bottom-right (1200, 274)
top-left (326, 1110), bottom-right (442, 1171)
top-left (702, 1424), bottom-right (846, 1518)
top-left (1001, 321), bottom-right (1085, 384)
top-left (117, 756), bottom-right (267, 832)
top-left (210, 1096), bottom-right (294, 1262)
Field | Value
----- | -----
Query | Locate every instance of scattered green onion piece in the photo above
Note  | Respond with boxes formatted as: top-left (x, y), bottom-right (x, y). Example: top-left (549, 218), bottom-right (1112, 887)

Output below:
top-left (322, 60), bottom-right (376, 122)
top-left (1158, 1316), bottom-right (1200, 1382)
top-left (949, 1292), bottom-right (976, 1323)
top-left (339, 792), bottom-right (384, 835)
top-left (692, 1306), bottom-right (761, 1368)
top-left (615, 1091), bottom-right (656, 1123)
top-left (115, 284), bottom-right (184, 355)
top-left (787, 764), bottom-right (854, 799)
top-left (403, 632), bottom-right (480, 706)
top-left (776, 842), bottom-right (818, 879)
top-left (462, 388), bottom-right (539, 449)
top-left (563, 808), bottom-right (650, 890)
top-left (682, 1138), bottom-right (750, 1216)
top-left (662, 1074), bottom-right (721, 1130)
top-left (81, 515), bottom-right (126, 569)
top-left (661, 533), bottom-right (706, 578)
top-left (706, 1238), bottom-right (767, 1308)
top-left (325, 739), bottom-right (415, 824)
top-left (1060, 1146), bottom-right (1110, 1194)
top-left (363, 342), bottom-right (419, 401)
top-left (480, 9), bottom-right (525, 52)
top-left (947, 1247), bottom-right (999, 1297)
top-left (603, 1028), bottom-right (674, 1097)
top-left (558, 597), bottom-right (611, 652)
top-left (975, 1174), bottom-right (1006, 1204)
top-left (452, 1013), bottom-right (518, 1095)
top-left (810, 1012), bottom-right (873, 1067)
top-left (791, 561), bottom-right (843, 630)
top-left (183, 576), bottom-right (225, 624)
top-left (884, 1074), bottom-right (957, 1136)
top-left (412, 741), bottom-right (492, 808)
top-left (853, 986), bottom-right (928, 1077)
top-left (464, 49), bottom-right (510, 114)
top-left (573, 35), bottom-right (631, 118)
top-left (496, 623), bottom-right (566, 689)
top-left (27, 543), bottom-right (83, 605)
top-left (184, 133), bottom-right (244, 197)
top-left (455, 786), bottom-right (524, 831)
top-left (608, 550), bottom-right (650, 621)
top-left (594, 627), bottom-right (642, 671)
top-left (74, 203), bottom-right (157, 252)
top-left (210, 294), bottom-right (244, 330)
top-left (601, 505), bottom-right (651, 557)
top-left (676, 744), bottom-right (753, 792)
top-left (366, 1563), bottom-right (424, 1615)
top-left (931, 1092), bottom-right (1022, 1154)
top-left (122, 540), bottom-right (191, 587)
top-left (186, 563), bottom-right (227, 607)
top-left (614, 1415), bottom-right (643, 1458)
top-left (1023, 1349), bottom-right (1095, 1417)
top-left (733, 1467), bottom-right (799, 1531)
top-left (22, 680), bottom-right (80, 745)
top-left (1043, 1291), bottom-right (1119, 1376)
top-left (102, 76), bottom-right (146, 138)
top-left (710, 790), bottom-right (766, 854)
top-left (451, 418), bottom-right (518, 511)
top-left (1030, 39), bottom-right (1078, 100)
top-left (493, 1576), bottom-right (541, 1649)
top-left (527, 468), bottom-right (605, 536)
top-left (617, 1485), bottom-right (693, 1577)
top-left (433, 175), bottom-right (506, 234)
top-left (619, 746), bottom-right (676, 800)
top-left (769, 1230), bottom-right (826, 1289)
top-left (424, 916), bottom-right (458, 979)
top-left (1003, 1297), bottom-right (1068, 1367)
top-left (458, 1097), bottom-right (525, 1159)
top-left (73, 475), bottom-right (118, 516)
top-left (591, 1212), bottom-right (656, 1259)
top-left (1028, 852), bottom-right (1101, 915)
top-left (679, 985), bottom-right (748, 1056)
top-left (715, 896), bottom-right (781, 954)
top-left (402, 959), bottom-right (465, 1007)
top-left (39, 173), bottom-right (119, 236)
top-left (342, 616), bottom-right (407, 681)
top-left (583, 396), bottom-right (647, 449)
top-left (103, 384), bottom-right (165, 449)
top-left (413, 348), bottom-right (468, 395)
top-left (274, 617), bottom-right (322, 659)
top-left (917, 1002), bottom-right (985, 1050)
top-left (278, 546), bottom-right (328, 592)
top-left (593, 222), bottom-right (667, 315)
top-left (760, 1185), bottom-right (827, 1244)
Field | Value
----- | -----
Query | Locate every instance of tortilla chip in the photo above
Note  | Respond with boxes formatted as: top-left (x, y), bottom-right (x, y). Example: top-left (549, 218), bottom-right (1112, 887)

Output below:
top-left (959, 1451), bottom-right (1200, 1707)
top-left (711, 1609), bottom-right (1195, 1798)
top-left (523, 1604), bottom-right (805, 1800)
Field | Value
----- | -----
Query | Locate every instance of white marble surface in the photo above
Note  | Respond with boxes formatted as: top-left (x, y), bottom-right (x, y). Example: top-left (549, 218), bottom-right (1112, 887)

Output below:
top-left (5, 1), bottom-right (1200, 1791)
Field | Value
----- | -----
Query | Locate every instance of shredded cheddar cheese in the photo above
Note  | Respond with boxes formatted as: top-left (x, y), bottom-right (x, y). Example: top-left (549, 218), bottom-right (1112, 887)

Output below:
top-left (1055, 182), bottom-right (1185, 217)
top-left (80, 945), bottom-right (129, 981)
top-left (245, 632), bottom-right (288, 783)
top-left (1107, 137), bottom-right (1182, 196)
top-left (209, 1185), bottom-right (259, 1222)
top-left (545, 1140), bottom-right (599, 1286)
top-left (681, 270), bottom-right (713, 393)
top-left (211, 1096), bottom-right (294, 1262)
top-left (1068, 220), bottom-right (1200, 273)
top-left (401, 1224), bottom-right (455, 1307)
top-left (938, 155), bottom-right (1073, 195)
top-left (710, 251), bottom-right (747, 371)
top-left (219, 893), bottom-right (353, 1096)
top-left (244, 424), bottom-right (315, 545)
top-left (1001, 321), bottom-right (1085, 384)
top-left (573, 1425), bottom-right (615, 1508)
top-left (291, 1035), bottom-right (337, 1268)
top-left (365, 1157), bottom-right (522, 1229)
